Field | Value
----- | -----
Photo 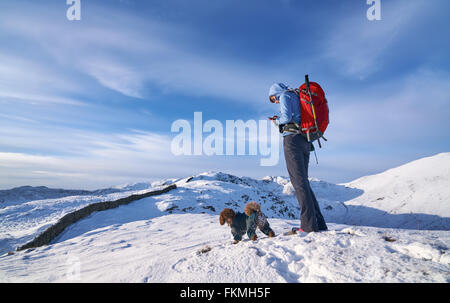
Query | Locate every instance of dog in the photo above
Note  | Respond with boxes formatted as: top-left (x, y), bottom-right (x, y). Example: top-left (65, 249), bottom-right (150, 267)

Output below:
top-left (220, 201), bottom-right (275, 244)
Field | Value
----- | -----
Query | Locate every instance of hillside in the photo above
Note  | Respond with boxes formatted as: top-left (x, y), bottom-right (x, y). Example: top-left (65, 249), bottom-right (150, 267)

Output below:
top-left (0, 154), bottom-right (449, 282)
top-left (342, 153), bottom-right (450, 229)
top-left (0, 171), bottom-right (359, 255)
top-left (1, 213), bottom-right (449, 282)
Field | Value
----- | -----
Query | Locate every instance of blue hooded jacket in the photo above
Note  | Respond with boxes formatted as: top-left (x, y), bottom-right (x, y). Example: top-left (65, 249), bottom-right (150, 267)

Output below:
top-left (269, 83), bottom-right (301, 137)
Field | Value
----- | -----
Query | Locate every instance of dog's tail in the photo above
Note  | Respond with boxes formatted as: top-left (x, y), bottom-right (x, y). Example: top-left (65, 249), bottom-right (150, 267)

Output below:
top-left (244, 201), bottom-right (261, 216)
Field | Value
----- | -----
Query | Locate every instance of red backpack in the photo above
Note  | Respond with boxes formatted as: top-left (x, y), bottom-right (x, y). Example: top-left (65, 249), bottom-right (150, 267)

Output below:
top-left (295, 75), bottom-right (329, 147)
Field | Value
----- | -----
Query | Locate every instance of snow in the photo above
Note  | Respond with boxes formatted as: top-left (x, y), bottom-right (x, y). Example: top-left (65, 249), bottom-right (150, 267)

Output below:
top-left (0, 179), bottom-right (175, 254)
top-left (0, 154), bottom-right (449, 282)
top-left (342, 153), bottom-right (450, 229)
top-left (0, 214), bottom-right (448, 283)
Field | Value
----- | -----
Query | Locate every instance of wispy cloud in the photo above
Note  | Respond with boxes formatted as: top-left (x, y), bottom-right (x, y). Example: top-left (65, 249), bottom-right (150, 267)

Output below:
top-left (0, 127), bottom-right (175, 189)
top-left (0, 1), bottom-right (280, 103)
top-left (81, 58), bottom-right (145, 99)
top-left (0, 52), bottom-right (86, 105)
top-left (0, 91), bottom-right (86, 106)
top-left (0, 120), bottom-right (286, 189)
top-left (328, 69), bottom-right (450, 145)
top-left (0, 123), bottom-right (267, 189)
top-left (323, 0), bottom-right (432, 79)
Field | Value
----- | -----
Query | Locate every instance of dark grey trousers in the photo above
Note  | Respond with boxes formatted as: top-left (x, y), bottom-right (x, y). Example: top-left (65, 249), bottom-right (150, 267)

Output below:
top-left (283, 134), bottom-right (328, 232)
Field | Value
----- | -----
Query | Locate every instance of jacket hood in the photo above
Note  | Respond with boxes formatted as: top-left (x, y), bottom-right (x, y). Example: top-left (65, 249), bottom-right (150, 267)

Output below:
top-left (269, 83), bottom-right (289, 99)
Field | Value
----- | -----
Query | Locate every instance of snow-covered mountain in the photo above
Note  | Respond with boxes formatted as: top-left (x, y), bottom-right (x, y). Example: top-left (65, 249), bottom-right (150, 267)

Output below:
top-left (342, 153), bottom-right (450, 230)
top-left (0, 181), bottom-right (174, 207)
top-left (0, 154), bottom-right (449, 282)
top-left (0, 186), bottom-right (118, 208)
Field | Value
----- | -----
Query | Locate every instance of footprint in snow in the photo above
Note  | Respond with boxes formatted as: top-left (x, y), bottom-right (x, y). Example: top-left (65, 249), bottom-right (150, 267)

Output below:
top-left (249, 246), bottom-right (266, 257)
top-left (171, 257), bottom-right (187, 272)
top-left (335, 238), bottom-right (351, 248)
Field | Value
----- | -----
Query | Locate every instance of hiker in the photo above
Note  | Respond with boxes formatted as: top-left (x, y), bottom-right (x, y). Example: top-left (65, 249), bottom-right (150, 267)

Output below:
top-left (269, 83), bottom-right (328, 233)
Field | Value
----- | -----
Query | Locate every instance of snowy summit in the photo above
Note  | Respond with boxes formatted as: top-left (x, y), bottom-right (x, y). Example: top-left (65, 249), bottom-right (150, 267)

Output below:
top-left (0, 154), bottom-right (449, 282)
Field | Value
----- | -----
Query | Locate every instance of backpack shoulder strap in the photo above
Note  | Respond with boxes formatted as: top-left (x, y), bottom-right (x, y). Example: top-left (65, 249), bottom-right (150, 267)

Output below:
top-left (287, 88), bottom-right (300, 96)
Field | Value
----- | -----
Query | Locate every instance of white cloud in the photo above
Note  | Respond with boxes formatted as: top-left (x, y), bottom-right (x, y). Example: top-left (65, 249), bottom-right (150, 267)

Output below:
top-left (0, 125), bottom-right (262, 189)
top-left (0, 127), bottom-right (172, 189)
top-left (0, 121), bottom-right (287, 189)
top-left (81, 58), bottom-right (144, 99)
top-left (0, 2), bottom-right (280, 103)
top-left (0, 91), bottom-right (86, 106)
top-left (0, 53), bottom-right (86, 105)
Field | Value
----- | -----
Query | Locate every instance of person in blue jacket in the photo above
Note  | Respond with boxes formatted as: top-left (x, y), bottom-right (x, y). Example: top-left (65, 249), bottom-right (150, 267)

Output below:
top-left (269, 83), bottom-right (328, 233)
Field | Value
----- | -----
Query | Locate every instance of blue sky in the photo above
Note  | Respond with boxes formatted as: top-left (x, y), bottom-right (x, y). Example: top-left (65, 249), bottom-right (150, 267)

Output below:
top-left (0, 0), bottom-right (449, 189)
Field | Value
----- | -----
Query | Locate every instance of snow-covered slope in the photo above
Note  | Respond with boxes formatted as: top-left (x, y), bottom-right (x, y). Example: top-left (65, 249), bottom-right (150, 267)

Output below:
top-left (1, 214), bottom-right (448, 282)
top-left (0, 171), bottom-right (358, 255)
top-left (0, 154), bottom-right (449, 282)
top-left (0, 186), bottom-right (98, 207)
top-left (0, 179), bottom-right (175, 255)
top-left (0, 182), bottom-right (173, 207)
top-left (342, 153), bottom-right (450, 230)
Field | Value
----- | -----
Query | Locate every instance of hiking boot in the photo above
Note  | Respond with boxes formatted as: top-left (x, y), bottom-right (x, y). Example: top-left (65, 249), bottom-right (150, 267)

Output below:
top-left (292, 227), bottom-right (307, 233)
